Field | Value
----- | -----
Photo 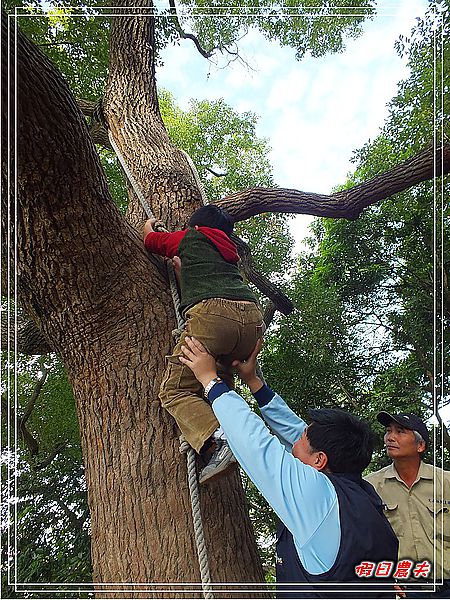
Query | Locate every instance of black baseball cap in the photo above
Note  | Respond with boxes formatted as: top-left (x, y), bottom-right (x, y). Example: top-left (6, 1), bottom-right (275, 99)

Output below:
top-left (377, 411), bottom-right (429, 446)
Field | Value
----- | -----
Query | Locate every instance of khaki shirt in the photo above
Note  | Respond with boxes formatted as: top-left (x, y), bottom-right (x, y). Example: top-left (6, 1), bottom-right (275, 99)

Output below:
top-left (365, 462), bottom-right (450, 581)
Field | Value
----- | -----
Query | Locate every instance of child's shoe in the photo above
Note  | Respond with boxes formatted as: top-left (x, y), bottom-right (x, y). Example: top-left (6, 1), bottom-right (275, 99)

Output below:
top-left (198, 439), bottom-right (237, 484)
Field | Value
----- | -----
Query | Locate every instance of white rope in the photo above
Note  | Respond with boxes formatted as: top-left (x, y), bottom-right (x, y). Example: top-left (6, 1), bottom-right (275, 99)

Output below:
top-left (179, 438), bottom-right (214, 600)
top-left (108, 131), bottom-right (154, 218)
top-left (108, 131), bottom-right (214, 598)
top-left (167, 261), bottom-right (185, 331)
top-left (108, 131), bottom-right (186, 327)
top-left (179, 149), bottom-right (208, 206)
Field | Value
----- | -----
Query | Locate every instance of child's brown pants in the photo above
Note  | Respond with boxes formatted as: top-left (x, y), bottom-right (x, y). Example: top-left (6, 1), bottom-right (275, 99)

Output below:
top-left (159, 298), bottom-right (265, 453)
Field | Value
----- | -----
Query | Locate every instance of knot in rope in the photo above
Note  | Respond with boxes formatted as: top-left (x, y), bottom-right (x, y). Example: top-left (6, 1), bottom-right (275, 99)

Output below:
top-left (172, 326), bottom-right (185, 341)
top-left (152, 220), bottom-right (167, 233)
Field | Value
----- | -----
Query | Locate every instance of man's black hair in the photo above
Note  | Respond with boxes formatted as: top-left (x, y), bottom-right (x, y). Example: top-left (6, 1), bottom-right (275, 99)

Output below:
top-left (306, 408), bottom-right (375, 474)
top-left (188, 205), bottom-right (234, 236)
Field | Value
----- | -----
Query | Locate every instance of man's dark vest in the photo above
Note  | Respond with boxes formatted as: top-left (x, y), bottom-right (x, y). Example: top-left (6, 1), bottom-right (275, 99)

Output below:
top-left (177, 227), bottom-right (257, 314)
top-left (276, 473), bottom-right (399, 599)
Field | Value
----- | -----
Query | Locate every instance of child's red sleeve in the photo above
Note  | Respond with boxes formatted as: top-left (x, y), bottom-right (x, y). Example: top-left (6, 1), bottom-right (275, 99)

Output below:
top-left (144, 229), bottom-right (187, 258)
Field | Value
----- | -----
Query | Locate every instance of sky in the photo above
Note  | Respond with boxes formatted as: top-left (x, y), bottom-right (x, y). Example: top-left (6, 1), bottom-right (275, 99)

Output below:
top-left (157, 0), bottom-right (429, 250)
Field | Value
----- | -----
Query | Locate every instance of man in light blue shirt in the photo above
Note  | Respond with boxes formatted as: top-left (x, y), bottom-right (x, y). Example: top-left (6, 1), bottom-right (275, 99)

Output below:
top-left (179, 336), bottom-right (398, 599)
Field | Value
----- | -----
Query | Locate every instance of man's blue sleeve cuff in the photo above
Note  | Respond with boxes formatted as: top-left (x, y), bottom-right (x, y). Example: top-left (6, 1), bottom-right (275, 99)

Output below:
top-left (253, 384), bottom-right (275, 407)
top-left (207, 382), bottom-right (230, 404)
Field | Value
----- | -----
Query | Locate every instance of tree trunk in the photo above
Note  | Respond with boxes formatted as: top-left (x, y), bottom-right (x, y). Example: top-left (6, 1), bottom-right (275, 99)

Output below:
top-left (2, 7), bottom-right (265, 596)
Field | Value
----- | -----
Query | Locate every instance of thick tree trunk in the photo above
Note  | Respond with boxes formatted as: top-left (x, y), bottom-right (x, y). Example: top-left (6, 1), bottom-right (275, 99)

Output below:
top-left (97, 1), bottom-right (265, 590)
top-left (2, 7), bottom-right (265, 596)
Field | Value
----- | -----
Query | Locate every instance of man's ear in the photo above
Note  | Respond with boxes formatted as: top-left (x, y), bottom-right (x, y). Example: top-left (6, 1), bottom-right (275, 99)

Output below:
top-left (417, 440), bottom-right (426, 455)
top-left (314, 451), bottom-right (329, 472)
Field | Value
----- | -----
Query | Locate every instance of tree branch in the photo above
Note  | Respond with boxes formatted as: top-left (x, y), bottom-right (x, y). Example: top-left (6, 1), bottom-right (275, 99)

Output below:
top-left (77, 98), bottom-right (96, 118)
top-left (34, 442), bottom-right (67, 470)
top-left (19, 361), bottom-right (48, 457)
top-left (31, 481), bottom-right (88, 529)
top-left (53, 491), bottom-right (87, 529)
top-left (76, 99), bottom-right (112, 148)
top-left (168, 0), bottom-right (214, 59)
top-left (263, 301), bottom-right (276, 328)
top-left (21, 363), bottom-right (48, 424)
top-left (3, 361), bottom-right (66, 464)
top-left (206, 166), bottom-right (228, 177)
top-left (218, 144), bottom-right (450, 222)
top-left (89, 122), bottom-right (113, 148)
top-left (1, 309), bottom-right (53, 355)
top-left (231, 233), bottom-right (294, 315)
top-left (334, 380), bottom-right (360, 411)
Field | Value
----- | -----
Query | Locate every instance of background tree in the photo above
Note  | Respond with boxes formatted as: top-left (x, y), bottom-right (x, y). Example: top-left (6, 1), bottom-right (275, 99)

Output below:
top-left (245, 1), bottom-right (449, 568)
top-left (1, 0), bottom-right (448, 595)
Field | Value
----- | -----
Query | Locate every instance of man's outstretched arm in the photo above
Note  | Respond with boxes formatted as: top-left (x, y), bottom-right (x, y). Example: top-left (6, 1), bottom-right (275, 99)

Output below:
top-left (179, 336), bottom-right (340, 575)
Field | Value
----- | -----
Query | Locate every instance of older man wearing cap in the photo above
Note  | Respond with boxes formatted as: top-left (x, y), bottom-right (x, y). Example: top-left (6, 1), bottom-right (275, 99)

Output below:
top-left (365, 412), bottom-right (450, 598)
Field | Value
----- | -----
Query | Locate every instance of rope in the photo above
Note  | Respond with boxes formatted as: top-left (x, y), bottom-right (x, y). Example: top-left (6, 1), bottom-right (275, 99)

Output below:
top-left (108, 131), bottom-right (155, 218)
top-left (179, 149), bottom-right (208, 206)
top-left (167, 261), bottom-right (185, 331)
top-left (108, 131), bottom-right (185, 328)
top-left (108, 131), bottom-right (213, 598)
top-left (179, 438), bottom-right (214, 600)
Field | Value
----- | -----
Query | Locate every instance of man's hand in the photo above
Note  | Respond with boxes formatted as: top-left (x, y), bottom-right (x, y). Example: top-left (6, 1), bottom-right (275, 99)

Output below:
top-left (232, 338), bottom-right (264, 393)
top-left (179, 337), bottom-right (218, 388)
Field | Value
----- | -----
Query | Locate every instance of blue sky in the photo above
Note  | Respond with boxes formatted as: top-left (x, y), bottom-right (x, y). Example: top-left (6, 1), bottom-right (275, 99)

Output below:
top-left (157, 0), bottom-right (429, 248)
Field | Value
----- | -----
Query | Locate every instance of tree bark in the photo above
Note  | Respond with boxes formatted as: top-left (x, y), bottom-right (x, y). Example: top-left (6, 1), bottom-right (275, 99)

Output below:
top-left (1, 310), bottom-right (52, 354)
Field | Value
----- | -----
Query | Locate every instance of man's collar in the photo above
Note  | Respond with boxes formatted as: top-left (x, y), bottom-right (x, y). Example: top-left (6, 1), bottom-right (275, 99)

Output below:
top-left (384, 461), bottom-right (434, 481)
top-left (417, 461), bottom-right (434, 479)
top-left (384, 463), bottom-right (399, 479)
